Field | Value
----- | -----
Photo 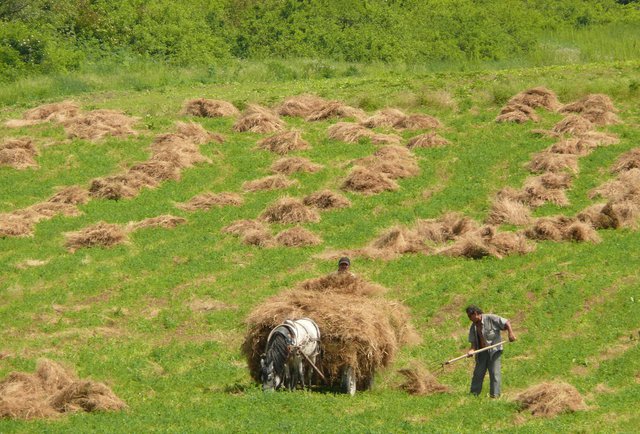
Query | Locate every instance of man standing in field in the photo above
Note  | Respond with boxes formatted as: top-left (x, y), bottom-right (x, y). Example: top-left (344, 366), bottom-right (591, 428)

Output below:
top-left (466, 305), bottom-right (516, 398)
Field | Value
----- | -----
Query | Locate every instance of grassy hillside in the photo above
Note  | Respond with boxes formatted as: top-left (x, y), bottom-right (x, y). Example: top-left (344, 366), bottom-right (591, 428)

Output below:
top-left (0, 60), bottom-right (639, 432)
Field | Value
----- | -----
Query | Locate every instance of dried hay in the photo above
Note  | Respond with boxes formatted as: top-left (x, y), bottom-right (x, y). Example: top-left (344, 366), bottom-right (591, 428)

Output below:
top-left (275, 226), bottom-right (322, 247)
top-left (406, 132), bottom-right (450, 149)
top-left (256, 130), bottom-right (309, 154)
top-left (242, 289), bottom-right (415, 385)
top-left (363, 226), bottom-right (429, 259)
top-left (242, 175), bottom-right (298, 192)
top-left (561, 94), bottom-right (617, 115)
top-left (487, 197), bottom-right (532, 225)
top-left (182, 98), bottom-right (239, 117)
top-left (277, 94), bottom-right (328, 117)
top-left (327, 122), bottom-right (374, 143)
top-left (63, 109), bottom-right (138, 140)
top-left (233, 104), bottom-right (286, 133)
top-left (0, 359), bottom-right (125, 420)
top-left (414, 213), bottom-right (478, 244)
top-left (361, 108), bottom-right (407, 128)
top-left (526, 152), bottom-right (579, 174)
top-left (270, 157), bottom-right (323, 175)
top-left (177, 192), bottom-right (244, 211)
top-left (370, 133), bottom-right (403, 146)
top-left (514, 382), bottom-right (586, 417)
top-left (174, 121), bottom-right (223, 144)
top-left (355, 150), bottom-right (420, 180)
top-left (534, 172), bottom-right (573, 190)
top-left (521, 177), bottom-right (570, 207)
top-left (439, 226), bottom-right (534, 259)
top-left (589, 168), bottom-right (640, 202)
top-left (394, 114), bottom-right (442, 130)
top-left (260, 197), bottom-right (320, 223)
top-left (549, 138), bottom-right (594, 156)
top-left (16, 202), bottom-right (82, 222)
top-left (577, 201), bottom-right (639, 230)
top-left (221, 219), bottom-right (266, 236)
top-left (580, 108), bottom-right (620, 126)
top-left (574, 131), bottom-right (619, 146)
top-left (297, 272), bottom-right (387, 297)
top-left (64, 222), bottom-right (127, 252)
top-left (303, 190), bottom-right (351, 209)
top-left (341, 166), bottom-right (399, 195)
top-left (496, 103), bottom-right (540, 123)
top-left (48, 186), bottom-right (89, 205)
top-left (552, 115), bottom-right (594, 135)
top-left (398, 363), bottom-right (450, 395)
top-left (89, 173), bottom-right (158, 200)
top-left (24, 101), bottom-right (80, 122)
top-left (305, 101), bottom-right (366, 122)
top-left (128, 215), bottom-right (186, 231)
top-left (0, 138), bottom-right (38, 169)
top-left (507, 87), bottom-right (561, 111)
top-left (564, 221), bottom-right (601, 243)
top-left (0, 215), bottom-right (35, 238)
top-left (611, 148), bottom-right (640, 174)
top-left (524, 216), bottom-right (600, 243)
top-left (241, 229), bottom-right (275, 247)
top-left (129, 160), bottom-right (181, 182)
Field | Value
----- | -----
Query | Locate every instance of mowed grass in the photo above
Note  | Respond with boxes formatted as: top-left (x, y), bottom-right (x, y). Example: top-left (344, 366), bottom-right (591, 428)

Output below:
top-left (1, 61), bottom-right (640, 433)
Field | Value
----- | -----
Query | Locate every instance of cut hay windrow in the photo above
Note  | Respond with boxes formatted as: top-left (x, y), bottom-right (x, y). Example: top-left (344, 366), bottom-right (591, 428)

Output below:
top-left (48, 186), bottom-right (90, 205)
top-left (63, 109), bottom-right (139, 140)
top-left (256, 130), bottom-right (310, 154)
top-left (611, 148), bottom-right (640, 174)
top-left (260, 197), bottom-right (320, 223)
top-left (242, 175), bottom-right (298, 192)
top-left (0, 138), bottom-right (38, 169)
top-left (521, 177), bottom-right (570, 207)
top-left (524, 216), bottom-right (600, 243)
top-left (406, 132), bottom-right (450, 149)
top-left (233, 104), bottom-right (286, 133)
top-left (176, 192), bottom-right (244, 211)
top-left (361, 108), bottom-right (407, 128)
top-left (182, 98), bottom-right (239, 117)
top-left (241, 228), bottom-right (275, 247)
top-left (270, 157), bottom-right (323, 175)
top-left (276, 94), bottom-right (328, 117)
top-left (549, 137), bottom-right (595, 156)
top-left (496, 103), bottom-right (541, 123)
top-left (341, 166), bottom-right (399, 195)
top-left (305, 101), bottom-right (366, 122)
top-left (552, 115), bottom-right (594, 136)
top-left (560, 94), bottom-right (619, 125)
top-left (589, 168), bottom-right (640, 203)
top-left (5, 101), bottom-right (80, 128)
top-left (64, 222), bottom-right (128, 252)
top-left (89, 173), bottom-right (159, 200)
top-left (327, 122), bottom-right (374, 143)
top-left (242, 278), bottom-right (418, 386)
top-left (514, 382), bottom-right (586, 417)
top-left (575, 131), bottom-right (619, 146)
top-left (577, 201), bottom-right (639, 230)
top-left (486, 197), bottom-right (532, 225)
top-left (275, 226), bottom-right (322, 247)
top-left (370, 133), bottom-right (403, 146)
top-left (526, 152), bottom-right (579, 174)
top-left (127, 215), bottom-right (187, 231)
top-left (394, 114), bottom-right (442, 130)
top-left (303, 190), bottom-right (351, 210)
top-left (438, 226), bottom-right (534, 259)
top-left (362, 226), bottom-right (431, 260)
top-left (221, 219), bottom-right (267, 236)
top-left (0, 359), bottom-right (125, 420)
top-left (397, 363), bottom-right (450, 395)
top-left (506, 87), bottom-right (561, 111)
top-left (355, 146), bottom-right (420, 180)
top-left (413, 212), bottom-right (478, 244)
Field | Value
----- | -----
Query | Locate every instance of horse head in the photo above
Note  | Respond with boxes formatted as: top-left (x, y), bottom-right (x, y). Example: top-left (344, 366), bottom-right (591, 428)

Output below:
top-left (260, 333), bottom-right (290, 391)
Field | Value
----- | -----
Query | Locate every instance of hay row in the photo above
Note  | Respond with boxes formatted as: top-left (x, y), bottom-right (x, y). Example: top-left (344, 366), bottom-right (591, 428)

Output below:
top-left (0, 138), bottom-right (39, 169)
top-left (242, 175), bottom-right (298, 192)
top-left (495, 87), bottom-right (560, 123)
top-left (233, 104), bottom-right (285, 133)
top-left (221, 219), bottom-right (322, 248)
top-left (0, 359), bottom-right (125, 420)
top-left (176, 192), bottom-right (244, 212)
top-left (90, 122), bottom-right (221, 200)
top-left (257, 130), bottom-right (309, 154)
top-left (560, 93), bottom-right (620, 126)
top-left (361, 107), bottom-right (442, 130)
top-left (270, 157), bottom-right (323, 175)
top-left (0, 186), bottom-right (89, 238)
top-left (182, 98), bottom-right (239, 117)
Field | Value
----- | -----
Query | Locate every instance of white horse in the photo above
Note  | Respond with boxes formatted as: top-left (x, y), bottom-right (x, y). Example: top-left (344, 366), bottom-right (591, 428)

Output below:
top-left (260, 318), bottom-right (321, 391)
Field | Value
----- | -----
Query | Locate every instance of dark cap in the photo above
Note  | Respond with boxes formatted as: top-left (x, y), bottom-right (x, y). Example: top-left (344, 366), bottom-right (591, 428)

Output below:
top-left (338, 257), bottom-right (350, 266)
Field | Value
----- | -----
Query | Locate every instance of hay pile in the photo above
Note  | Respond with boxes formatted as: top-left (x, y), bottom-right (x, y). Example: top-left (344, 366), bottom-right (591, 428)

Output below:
top-left (270, 157), bottom-right (323, 175)
top-left (64, 222), bottom-right (128, 252)
top-left (260, 197), bottom-right (320, 223)
top-left (276, 94), bottom-right (328, 117)
top-left (256, 130), bottom-right (310, 154)
top-left (90, 122), bottom-right (218, 200)
top-left (526, 152), bottom-right (579, 174)
top-left (354, 145), bottom-right (420, 180)
top-left (5, 101), bottom-right (80, 128)
top-left (177, 192), bottom-right (244, 211)
top-left (438, 225), bottom-right (535, 259)
top-left (305, 101), bottom-right (366, 122)
top-left (496, 104), bottom-right (540, 123)
top-left (233, 104), bottom-right (285, 133)
top-left (182, 98), bottom-right (239, 117)
top-left (406, 132), bottom-right (450, 149)
top-left (552, 115), bottom-right (594, 136)
top-left (242, 175), bottom-right (297, 192)
top-left (397, 363), bottom-right (450, 395)
top-left (363, 226), bottom-right (431, 260)
top-left (63, 109), bottom-right (138, 140)
top-left (127, 215), bottom-right (187, 231)
top-left (514, 382), bottom-right (586, 417)
top-left (341, 166), bottom-right (399, 195)
top-left (496, 87), bottom-right (560, 123)
top-left (303, 190), bottom-right (351, 210)
top-left (611, 148), bottom-right (640, 174)
top-left (327, 122), bottom-right (374, 143)
top-left (274, 226), bottom-right (322, 247)
top-left (242, 273), bottom-right (418, 386)
top-left (486, 197), bottom-right (532, 225)
top-left (221, 219), bottom-right (266, 236)
top-left (0, 359), bottom-right (125, 420)
top-left (361, 108), bottom-right (407, 128)
top-left (395, 114), bottom-right (442, 130)
top-left (297, 272), bottom-right (387, 297)
top-left (589, 168), bottom-right (640, 203)
top-left (524, 216), bottom-right (600, 243)
top-left (0, 138), bottom-right (38, 169)
top-left (370, 133), bottom-right (403, 146)
top-left (560, 94), bottom-right (619, 126)
top-left (578, 202), bottom-right (639, 230)
top-left (0, 188), bottom-right (86, 238)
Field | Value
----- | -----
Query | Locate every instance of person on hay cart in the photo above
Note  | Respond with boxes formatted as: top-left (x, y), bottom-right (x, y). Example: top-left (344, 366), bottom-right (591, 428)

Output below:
top-left (465, 305), bottom-right (517, 398)
top-left (335, 256), bottom-right (356, 278)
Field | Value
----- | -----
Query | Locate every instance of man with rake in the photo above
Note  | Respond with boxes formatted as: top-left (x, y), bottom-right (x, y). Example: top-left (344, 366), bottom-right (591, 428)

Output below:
top-left (466, 305), bottom-right (517, 398)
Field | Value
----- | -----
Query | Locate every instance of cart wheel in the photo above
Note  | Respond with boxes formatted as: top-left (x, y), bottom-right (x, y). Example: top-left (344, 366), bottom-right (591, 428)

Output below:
top-left (341, 366), bottom-right (356, 396)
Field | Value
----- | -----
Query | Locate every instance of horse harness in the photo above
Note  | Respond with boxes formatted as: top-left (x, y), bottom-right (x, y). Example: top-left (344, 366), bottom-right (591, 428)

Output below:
top-left (266, 318), bottom-right (324, 380)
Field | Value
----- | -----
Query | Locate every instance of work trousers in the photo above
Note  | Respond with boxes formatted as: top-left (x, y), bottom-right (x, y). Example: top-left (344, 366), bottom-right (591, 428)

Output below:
top-left (470, 350), bottom-right (502, 397)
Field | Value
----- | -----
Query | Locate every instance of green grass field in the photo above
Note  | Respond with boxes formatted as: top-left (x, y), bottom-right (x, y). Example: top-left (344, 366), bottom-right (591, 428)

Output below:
top-left (1, 60), bottom-right (639, 433)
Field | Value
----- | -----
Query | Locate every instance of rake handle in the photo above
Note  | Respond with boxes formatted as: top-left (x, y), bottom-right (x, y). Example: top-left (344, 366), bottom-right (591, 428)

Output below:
top-left (443, 341), bottom-right (509, 366)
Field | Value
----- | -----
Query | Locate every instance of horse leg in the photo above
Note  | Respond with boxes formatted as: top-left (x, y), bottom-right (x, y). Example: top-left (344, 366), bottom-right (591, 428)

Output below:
top-left (298, 358), bottom-right (306, 390)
